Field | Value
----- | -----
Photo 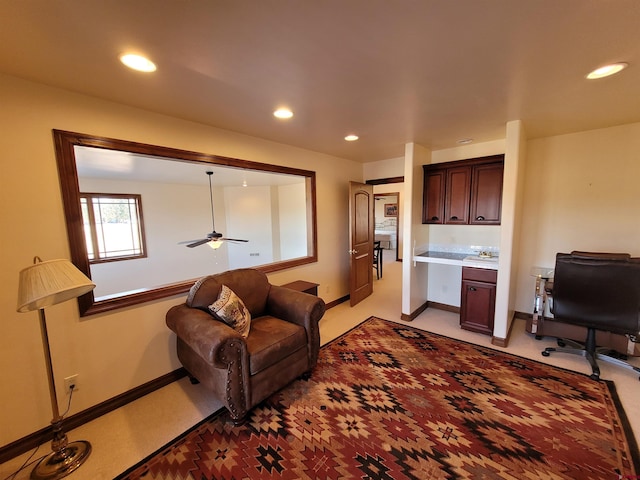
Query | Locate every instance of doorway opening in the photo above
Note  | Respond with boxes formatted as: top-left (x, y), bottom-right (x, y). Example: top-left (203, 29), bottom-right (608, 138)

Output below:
top-left (374, 192), bottom-right (399, 262)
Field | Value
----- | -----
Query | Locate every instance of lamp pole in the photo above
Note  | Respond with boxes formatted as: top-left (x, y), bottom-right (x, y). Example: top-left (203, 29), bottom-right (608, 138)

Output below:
top-left (31, 307), bottom-right (91, 480)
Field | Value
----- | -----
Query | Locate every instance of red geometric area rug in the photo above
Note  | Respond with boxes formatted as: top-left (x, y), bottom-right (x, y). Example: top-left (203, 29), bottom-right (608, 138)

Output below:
top-left (116, 317), bottom-right (639, 480)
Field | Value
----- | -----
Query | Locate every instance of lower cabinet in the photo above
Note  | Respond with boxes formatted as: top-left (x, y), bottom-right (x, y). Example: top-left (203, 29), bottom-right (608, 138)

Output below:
top-left (460, 267), bottom-right (497, 335)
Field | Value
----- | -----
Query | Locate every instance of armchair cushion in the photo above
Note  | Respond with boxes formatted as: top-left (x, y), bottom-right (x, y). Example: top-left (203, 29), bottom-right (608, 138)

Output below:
top-left (208, 284), bottom-right (251, 338)
top-left (246, 316), bottom-right (307, 375)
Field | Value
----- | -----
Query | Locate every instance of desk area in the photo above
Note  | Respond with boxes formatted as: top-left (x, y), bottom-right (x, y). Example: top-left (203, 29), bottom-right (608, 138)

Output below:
top-left (413, 250), bottom-right (499, 270)
top-left (413, 247), bottom-right (500, 336)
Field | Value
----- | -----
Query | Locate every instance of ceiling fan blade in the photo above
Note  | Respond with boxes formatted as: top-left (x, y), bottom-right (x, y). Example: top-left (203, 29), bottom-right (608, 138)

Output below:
top-left (221, 238), bottom-right (249, 243)
top-left (178, 239), bottom-right (205, 245)
top-left (185, 238), bottom-right (211, 248)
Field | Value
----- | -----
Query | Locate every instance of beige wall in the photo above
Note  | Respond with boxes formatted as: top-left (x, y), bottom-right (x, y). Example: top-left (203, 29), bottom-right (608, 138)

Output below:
top-left (0, 74), bottom-right (362, 445)
top-left (513, 122), bottom-right (640, 313)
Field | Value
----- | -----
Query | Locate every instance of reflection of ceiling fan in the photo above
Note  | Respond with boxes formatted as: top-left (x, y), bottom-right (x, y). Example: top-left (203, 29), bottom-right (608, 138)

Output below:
top-left (179, 171), bottom-right (249, 249)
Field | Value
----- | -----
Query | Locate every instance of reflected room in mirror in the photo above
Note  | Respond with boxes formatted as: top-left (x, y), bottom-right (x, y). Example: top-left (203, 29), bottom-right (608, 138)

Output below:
top-left (54, 130), bottom-right (317, 316)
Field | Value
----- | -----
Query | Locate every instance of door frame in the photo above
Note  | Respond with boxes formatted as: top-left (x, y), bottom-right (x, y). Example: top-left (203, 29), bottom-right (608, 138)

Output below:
top-left (367, 176), bottom-right (404, 262)
top-left (374, 191), bottom-right (400, 261)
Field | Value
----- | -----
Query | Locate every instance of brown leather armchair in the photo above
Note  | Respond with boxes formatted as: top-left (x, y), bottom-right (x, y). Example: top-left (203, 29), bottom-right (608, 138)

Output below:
top-left (541, 251), bottom-right (640, 380)
top-left (166, 268), bottom-right (325, 421)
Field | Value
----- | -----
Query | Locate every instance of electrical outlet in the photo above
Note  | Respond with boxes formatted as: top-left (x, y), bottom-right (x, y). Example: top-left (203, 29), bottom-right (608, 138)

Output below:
top-left (64, 374), bottom-right (79, 394)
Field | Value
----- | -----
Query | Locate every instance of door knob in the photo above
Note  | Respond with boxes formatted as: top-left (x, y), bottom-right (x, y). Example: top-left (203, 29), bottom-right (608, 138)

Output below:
top-left (348, 249), bottom-right (358, 254)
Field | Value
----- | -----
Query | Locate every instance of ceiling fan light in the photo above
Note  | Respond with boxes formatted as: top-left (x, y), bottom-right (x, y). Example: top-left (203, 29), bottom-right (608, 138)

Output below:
top-left (208, 240), bottom-right (223, 249)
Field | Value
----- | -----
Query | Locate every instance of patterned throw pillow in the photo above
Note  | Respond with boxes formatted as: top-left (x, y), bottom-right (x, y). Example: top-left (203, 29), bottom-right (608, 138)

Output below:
top-left (208, 285), bottom-right (251, 337)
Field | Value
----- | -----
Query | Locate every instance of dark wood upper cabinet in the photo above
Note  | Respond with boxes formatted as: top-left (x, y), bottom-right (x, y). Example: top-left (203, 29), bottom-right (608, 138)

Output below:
top-left (422, 168), bottom-right (445, 223)
top-left (445, 166), bottom-right (471, 224)
top-left (470, 162), bottom-right (503, 225)
top-left (422, 154), bottom-right (504, 225)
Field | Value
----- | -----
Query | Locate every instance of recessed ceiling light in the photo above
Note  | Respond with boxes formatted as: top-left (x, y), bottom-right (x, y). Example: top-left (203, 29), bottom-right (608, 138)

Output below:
top-left (345, 134), bottom-right (359, 142)
top-left (457, 138), bottom-right (473, 145)
top-left (120, 53), bottom-right (156, 72)
top-left (586, 62), bottom-right (628, 79)
top-left (273, 108), bottom-right (293, 119)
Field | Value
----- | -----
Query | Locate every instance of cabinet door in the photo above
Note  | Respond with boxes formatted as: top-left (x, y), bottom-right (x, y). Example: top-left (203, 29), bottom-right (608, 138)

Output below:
top-left (422, 167), bottom-right (445, 224)
top-left (445, 166), bottom-right (471, 224)
top-left (470, 162), bottom-right (503, 225)
top-left (460, 279), bottom-right (496, 335)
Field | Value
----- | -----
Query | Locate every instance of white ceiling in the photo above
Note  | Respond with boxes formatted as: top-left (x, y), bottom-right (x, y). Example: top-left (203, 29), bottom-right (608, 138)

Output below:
top-left (1, 1), bottom-right (639, 163)
top-left (75, 146), bottom-right (305, 186)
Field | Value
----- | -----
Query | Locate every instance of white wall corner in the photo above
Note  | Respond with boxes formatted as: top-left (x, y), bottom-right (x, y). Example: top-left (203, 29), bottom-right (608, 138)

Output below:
top-left (402, 143), bottom-right (431, 316)
top-left (494, 120), bottom-right (526, 340)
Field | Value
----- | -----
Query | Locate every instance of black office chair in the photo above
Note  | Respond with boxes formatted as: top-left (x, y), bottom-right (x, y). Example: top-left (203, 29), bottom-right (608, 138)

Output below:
top-left (542, 251), bottom-right (640, 380)
top-left (372, 241), bottom-right (383, 279)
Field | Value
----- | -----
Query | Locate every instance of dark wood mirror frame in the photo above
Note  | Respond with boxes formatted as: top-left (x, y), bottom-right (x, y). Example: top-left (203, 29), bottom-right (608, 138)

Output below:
top-left (53, 129), bottom-right (318, 316)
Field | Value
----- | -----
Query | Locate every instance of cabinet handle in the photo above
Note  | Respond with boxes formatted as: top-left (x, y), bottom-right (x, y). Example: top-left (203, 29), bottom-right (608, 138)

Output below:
top-left (450, 216), bottom-right (458, 220)
top-left (476, 215), bottom-right (485, 221)
top-left (469, 287), bottom-right (476, 291)
top-left (431, 216), bottom-right (439, 221)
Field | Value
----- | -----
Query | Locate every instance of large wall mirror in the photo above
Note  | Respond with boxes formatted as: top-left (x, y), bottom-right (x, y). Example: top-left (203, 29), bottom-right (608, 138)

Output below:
top-left (54, 130), bottom-right (317, 316)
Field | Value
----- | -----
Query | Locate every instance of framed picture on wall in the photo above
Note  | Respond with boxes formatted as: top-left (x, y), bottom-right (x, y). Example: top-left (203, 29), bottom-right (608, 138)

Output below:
top-left (384, 203), bottom-right (398, 217)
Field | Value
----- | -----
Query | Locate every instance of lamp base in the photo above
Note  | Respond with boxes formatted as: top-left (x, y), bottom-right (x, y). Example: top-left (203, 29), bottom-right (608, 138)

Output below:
top-left (31, 440), bottom-right (91, 480)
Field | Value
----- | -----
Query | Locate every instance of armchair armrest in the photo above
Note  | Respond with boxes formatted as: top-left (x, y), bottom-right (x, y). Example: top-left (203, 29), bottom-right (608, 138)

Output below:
top-left (166, 304), bottom-right (245, 368)
top-left (266, 285), bottom-right (325, 365)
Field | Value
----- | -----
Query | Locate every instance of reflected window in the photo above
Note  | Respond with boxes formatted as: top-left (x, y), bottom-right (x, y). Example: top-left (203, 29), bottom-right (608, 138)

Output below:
top-left (80, 193), bottom-right (147, 263)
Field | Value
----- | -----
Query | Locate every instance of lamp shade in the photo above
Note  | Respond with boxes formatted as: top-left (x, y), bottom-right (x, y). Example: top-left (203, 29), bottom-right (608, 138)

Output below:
top-left (17, 258), bottom-right (95, 313)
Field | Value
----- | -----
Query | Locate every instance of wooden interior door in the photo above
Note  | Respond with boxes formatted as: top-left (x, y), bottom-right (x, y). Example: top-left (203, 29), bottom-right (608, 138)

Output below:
top-left (349, 181), bottom-right (374, 306)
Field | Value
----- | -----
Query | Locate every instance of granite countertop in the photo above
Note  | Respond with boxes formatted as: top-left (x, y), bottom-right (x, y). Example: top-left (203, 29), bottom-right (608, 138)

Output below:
top-left (414, 250), bottom-right (499, 270)
top-left (416, 251), bottom-right (468, 261)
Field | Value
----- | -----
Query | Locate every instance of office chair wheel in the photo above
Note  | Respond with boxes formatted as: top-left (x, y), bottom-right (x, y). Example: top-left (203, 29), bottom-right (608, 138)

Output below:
top-left (557, 339), bottom-right (566, 347)
top-left (590, 373), bottom-right (600, 381)
top-left (535, 335), bottom-right (542, 340)
top-left (542, 350), bottom-right (550, 357)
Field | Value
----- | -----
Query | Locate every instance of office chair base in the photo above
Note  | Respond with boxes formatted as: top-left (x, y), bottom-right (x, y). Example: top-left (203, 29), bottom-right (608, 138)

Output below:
top-left (542, 328), bottom-right (640, 381)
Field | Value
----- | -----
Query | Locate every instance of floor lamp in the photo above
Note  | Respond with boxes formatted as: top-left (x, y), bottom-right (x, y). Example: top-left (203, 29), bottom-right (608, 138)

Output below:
top-left (17, 257), bottom-right (96, 480)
